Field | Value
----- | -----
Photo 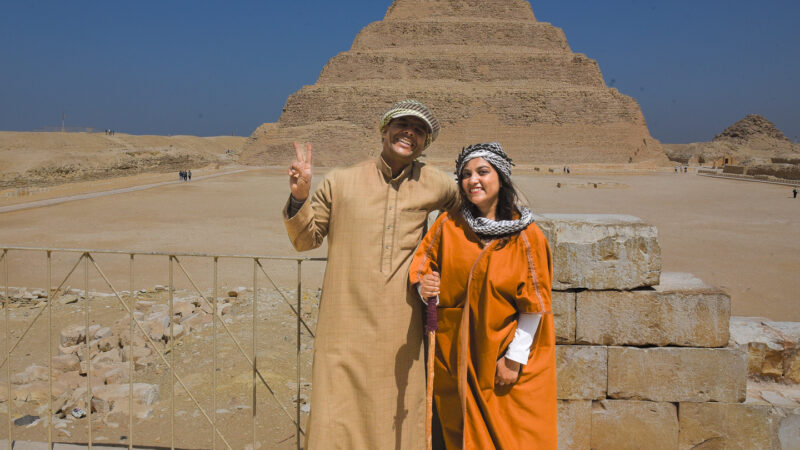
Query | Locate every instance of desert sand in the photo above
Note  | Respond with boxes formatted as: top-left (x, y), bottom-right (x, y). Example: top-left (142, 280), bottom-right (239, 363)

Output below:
top-left (0, 166), bottom-right (798, 321)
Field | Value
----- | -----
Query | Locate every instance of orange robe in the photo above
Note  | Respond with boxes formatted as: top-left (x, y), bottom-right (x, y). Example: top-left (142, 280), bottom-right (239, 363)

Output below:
top-left (409, 211), bottom-right (557, 449)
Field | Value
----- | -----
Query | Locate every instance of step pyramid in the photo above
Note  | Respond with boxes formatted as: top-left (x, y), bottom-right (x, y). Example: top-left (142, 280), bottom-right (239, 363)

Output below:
top-left (242, 0), bottom-right (668, 167)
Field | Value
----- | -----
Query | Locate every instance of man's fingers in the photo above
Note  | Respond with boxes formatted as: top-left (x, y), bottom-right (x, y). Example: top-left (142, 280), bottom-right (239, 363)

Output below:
top-left (306, 143), bottom-right (313, 166)
top-left (293, 141), bottom-right (304, 162)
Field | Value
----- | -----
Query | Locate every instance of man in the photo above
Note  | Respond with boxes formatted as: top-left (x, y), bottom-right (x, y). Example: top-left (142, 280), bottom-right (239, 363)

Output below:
top-left (284, 100), bottom-right (458, 449)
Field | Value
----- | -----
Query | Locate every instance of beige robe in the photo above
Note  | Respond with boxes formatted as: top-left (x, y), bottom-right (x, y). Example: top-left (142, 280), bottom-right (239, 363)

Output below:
top-left (283, 157), bottom-right (458, 449)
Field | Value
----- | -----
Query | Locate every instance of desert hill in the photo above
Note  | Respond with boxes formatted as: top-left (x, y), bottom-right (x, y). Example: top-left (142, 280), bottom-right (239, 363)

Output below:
top-left (664, 114), bottom-right (799, 166)
top-left (241, 0), bottom-right (670, 167)
top-left (0, 131), bottom-right (246, 190)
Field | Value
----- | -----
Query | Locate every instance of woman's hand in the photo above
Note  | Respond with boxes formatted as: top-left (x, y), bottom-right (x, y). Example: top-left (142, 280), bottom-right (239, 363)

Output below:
top-left (495, 357), bottom-right (521, 386)
top-left (419, 271), bottom-right (441, 299)
top-left (289, 142), bottom-right (313, 201)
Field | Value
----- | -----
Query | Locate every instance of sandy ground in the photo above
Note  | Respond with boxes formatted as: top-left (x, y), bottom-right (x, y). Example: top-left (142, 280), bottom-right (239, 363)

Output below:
top-left (1, 166), bottom-right (797, 321)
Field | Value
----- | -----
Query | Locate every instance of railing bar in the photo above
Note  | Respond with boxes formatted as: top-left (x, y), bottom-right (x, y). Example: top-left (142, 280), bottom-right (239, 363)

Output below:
top-left (252, 259), bottom-right (257, 450)
top-left (86, 256), bottom-right (234, 449)
top-left (171, 258), bottom-right (303, 431)
top-left (169, 256), bottom-right (175, 450)
top-left (0, 254), bottom-right (84, 370)
top-left (0, 245), bottom-right (326, 261)
top-left (170, 257), bottom-right (294, 414)
top-left (129, 254), bottom-right (135, 450)
top-left (4, 249), bottom-right (11, 449)
top-left (85, 253), bottom-right (92, 449)
top-left (47, 251), bottom-right (53, 446)
top-left (212, 257), bottom-right (218, 450)
top-left (296, 260), bottom-right (303, 450)
top-left (255, 260), bottom-right (315, 338)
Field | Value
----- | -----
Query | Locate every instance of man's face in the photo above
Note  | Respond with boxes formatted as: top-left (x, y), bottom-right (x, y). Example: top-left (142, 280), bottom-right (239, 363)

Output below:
top-left (380, 116), bottom-right (429, 166)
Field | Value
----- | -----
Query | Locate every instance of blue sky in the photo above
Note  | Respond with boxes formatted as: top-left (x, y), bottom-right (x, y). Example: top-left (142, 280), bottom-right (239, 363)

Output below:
top-left (1, 0), bottom-right (797, 143)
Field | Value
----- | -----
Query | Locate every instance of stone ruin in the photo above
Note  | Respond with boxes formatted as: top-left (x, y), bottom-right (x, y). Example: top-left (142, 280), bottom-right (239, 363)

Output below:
top-left (535, 214), bottom-right (799, 448)
top-left (0, 285), bottom-right (239, 437)
top-left (241, 0), bottom-right (669, 167)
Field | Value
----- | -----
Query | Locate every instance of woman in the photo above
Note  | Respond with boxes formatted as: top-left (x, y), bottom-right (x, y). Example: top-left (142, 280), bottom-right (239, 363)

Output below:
top-left (410, 142), bottom-right (556, 449)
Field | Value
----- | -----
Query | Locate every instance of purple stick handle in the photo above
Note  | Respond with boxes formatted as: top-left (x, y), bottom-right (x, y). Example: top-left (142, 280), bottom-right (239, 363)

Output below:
top-left (425, 298), bottom-right (438, 333)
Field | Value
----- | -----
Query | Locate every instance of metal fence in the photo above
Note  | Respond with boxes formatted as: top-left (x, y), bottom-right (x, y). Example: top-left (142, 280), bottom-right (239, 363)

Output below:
top-left (0, 246), bottom-right (325, 449)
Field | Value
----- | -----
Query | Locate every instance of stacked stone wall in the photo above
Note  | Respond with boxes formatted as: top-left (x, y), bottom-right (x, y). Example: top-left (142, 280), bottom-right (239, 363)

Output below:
top-left (538, 214), bottom-right (790, 449)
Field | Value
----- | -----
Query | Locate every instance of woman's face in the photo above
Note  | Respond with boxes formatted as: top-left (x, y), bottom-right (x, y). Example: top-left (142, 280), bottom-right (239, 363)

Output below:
top-left (460, 157), bottom-right (500, 218)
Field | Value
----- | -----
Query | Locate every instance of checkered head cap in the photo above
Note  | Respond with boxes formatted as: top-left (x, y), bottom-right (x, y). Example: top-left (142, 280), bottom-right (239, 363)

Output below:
top-left (379, 99), bottom-right (440, 149)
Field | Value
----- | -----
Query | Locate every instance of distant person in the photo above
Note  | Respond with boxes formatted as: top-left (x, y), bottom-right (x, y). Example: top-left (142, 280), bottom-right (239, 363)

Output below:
top-left (674, 165), bottom-right (678, 173)
top-left (178, 170), bottom-right (184, 181)
top-left (188, 169), bottom-right (192, 181)
top-left (794, 187), bottom-right (798, 198)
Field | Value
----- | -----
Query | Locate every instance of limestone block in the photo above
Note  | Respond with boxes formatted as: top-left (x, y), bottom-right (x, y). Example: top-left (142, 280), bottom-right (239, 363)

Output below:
top-left (730, 316), bottom-right (785, 374)
top-left (576, 273), bottom-right (730, 347)
top-left (172, 299), bottom-right (195, 317)
top-left (678, 403), bottom-right (779, 449)
top-left (608, 347), bottom-right (746, 402)
top-left (56, 371), bottom-right (83, 389)
top-left (764, 320), bottom-right (800, 383)
top-left (94, 326), bottom-right (113, 340)
top-left (51, 354), bottom-right (80, 372)
top-left (779, 413), bottom-right (800, 450)
top-left (60, 324), bottom-right (86, 347)
top-left (183, 312), bottom-right (213, 332)
top-left (11, 364), bottom-right (49, 385)
top-left (96, 335), bottom-right (120, 352)
top-left (552, 291), bottom-right (575, 344)
top-left (92, 382), bottom-right (160, 406)
top-left (121, 345), bottom-right (151, 363)
top-left (557, 400), bottom-right (591, 450)
top-left (91, 348), bottom-right (122, 365)
top-left (591, 400), bottom-right (678, 450)
top-left (535, 214), bottom-right (661, 290)
top-left (556, 345), bottom-right (606, 400)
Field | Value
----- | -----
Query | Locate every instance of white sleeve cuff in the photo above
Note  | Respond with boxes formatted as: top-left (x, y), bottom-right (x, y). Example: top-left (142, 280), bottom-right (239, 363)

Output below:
top-left (416, 284), bottom-right (438, 305)
top-left (504, 313), bottom-right (541, 365)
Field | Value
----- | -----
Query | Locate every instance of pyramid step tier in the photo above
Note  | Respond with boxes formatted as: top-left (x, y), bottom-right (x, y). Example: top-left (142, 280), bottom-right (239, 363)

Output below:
top-left (384, 0), bottom-right (537, 22)
top-left (318, 51), bottom-right (605, 86)
top-left (351, 20), bottom-right (570, 52)
top-left (279, 83), bottom-right (646, 129)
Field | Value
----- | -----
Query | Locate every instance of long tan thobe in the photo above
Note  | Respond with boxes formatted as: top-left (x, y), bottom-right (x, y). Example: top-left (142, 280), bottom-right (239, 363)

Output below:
top-left (283, 157), bottom-right (458, 449)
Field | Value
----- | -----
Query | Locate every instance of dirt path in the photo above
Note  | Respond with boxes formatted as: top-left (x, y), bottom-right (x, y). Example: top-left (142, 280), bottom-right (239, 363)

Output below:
top-left (0, 170), bottom-right (250, 214)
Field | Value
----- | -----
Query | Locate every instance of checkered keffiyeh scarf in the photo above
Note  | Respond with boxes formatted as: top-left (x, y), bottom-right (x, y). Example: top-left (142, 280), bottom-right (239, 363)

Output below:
top-left (455, 142), bottom-right (534, 238)
top-left (461, 205), bottom-right (534, 238)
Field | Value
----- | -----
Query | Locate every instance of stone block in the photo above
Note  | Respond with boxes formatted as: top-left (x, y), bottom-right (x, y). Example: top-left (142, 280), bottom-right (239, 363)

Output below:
top-left (51, 354), bottom-right (80, 372)
top-left (10, 364), bottom-right (49, 385)
top-left (730, 317), bottom-right (800, 381)
top-left (556, 345), bottom-right (606, 400)
top-left (552, 291), bottom-right (575, 344)
top-left (591, 400), bottom-right (678, 450)
top-left (535, 214), bottom-right (661, 290)
top-left (678, 403), bottom-right (779, 449)
top-left (576, 273), bottom-right (730, 347)
top-left (60, 324), bottom-right (85, 347)
top-left (608, 347), bottom-right (746, 402)
top-left (557, 400), bottom-right (590, 450)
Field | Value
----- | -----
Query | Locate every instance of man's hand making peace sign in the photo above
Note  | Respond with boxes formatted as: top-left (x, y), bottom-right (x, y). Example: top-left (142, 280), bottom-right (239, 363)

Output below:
top-left (288, 141), bottom-right (313, 201)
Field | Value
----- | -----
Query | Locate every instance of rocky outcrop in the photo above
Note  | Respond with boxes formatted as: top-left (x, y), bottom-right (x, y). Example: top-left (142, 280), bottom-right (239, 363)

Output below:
top-left (664, 114), bottom-right (799, 166)
top-left (242, 0), bottom-right (668, 167)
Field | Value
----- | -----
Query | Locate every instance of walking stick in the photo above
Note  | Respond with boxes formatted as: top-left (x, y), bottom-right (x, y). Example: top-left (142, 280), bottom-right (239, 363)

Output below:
top-left (425, 298), bottom-right (438, 450)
